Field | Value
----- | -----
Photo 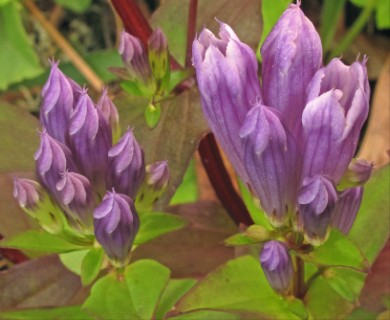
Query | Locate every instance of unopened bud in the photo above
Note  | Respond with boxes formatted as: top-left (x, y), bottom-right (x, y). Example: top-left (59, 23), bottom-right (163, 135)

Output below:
top-left (338, 158), bottom-right (373, 190)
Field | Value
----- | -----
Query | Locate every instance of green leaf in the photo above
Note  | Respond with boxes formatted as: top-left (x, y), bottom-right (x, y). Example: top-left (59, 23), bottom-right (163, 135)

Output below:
top-left (298, 229), bottom-right (369, 270)
top-left (0, 0), bottom-right (12, 7)
top-left (135, 212), bottom-right (186, 245)
top-left (170, 159), bottom-right (198, 205)
top-left (176, 255), bottom-right (303, 319)
top-left (155, 279), bottom-right (197, 320)
top-left (83, 259), bottom-right (170, 319)
top-left (54, 0), bottom-right (91, 13)
top-left (145, 103), bottom-right (161, 129)
top-left (0, 230), bottom-right (87, 254)
top-left (375, 0), bottom-right (390, 29)
top-left (238, 180), bottom-right (272, 228)
top-left (305, 276), bottom-right (355, 319)
top-left (322, 267), bottom-right (365, 303)
top-left (349, 165), bottom-right (390, 263)
top-left (170, 310), bottom-right (240, 320)
top-left (121, 80), bottom-right (145, 96)
top-left (82, 271), bottom-right (138, 319)
top-left (59, 249), bottom-right (89, 275)
top-left (0, 305), bottom-right (92, 320)
top-left (320, 0), bottom-right (347, 52)
top-left (258, 0), bottom-right (291, 56)
top-left (0, 1), bottom-right (43, 90)
top-left (81, 247), bottom-right (105, 286)
top-left (345, 307), bottom-right (376, 320)
top-left (168, 69), bottom-right (194, 93)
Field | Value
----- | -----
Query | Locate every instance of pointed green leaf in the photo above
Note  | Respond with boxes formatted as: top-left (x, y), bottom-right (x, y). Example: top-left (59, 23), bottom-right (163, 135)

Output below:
top-left (170, 159), bottom-right (198, 205)
top-left (170, 310), bottom-right (240, 320)
top-left (298, 229), bottom-right (369, 271)
top-left (155, 279), bottom-right (197, 320)
top-left (349, 165), bottom-right (390, 264)
top-left (59, 249), bottom-right (89, 275)
top-left (121, 80), bottom-right (145, 96)
top-left (83, 259), bottom-right (170, 319)
top-left (176, 255), bottom-right (303, 319)
top-left (0, 230), bottom-right (87, 254)
top-left (144, 103), bottom-right (161, 129)
top-left (168, 69), bottom-right (194, 93)
top-left (322, 267), bottom-right (365, 303)
top-left (0, 2), bottom-right (43, 90)
top-left (135, 212), bottom-right (186, 245)
top-left (81, 247), bottom-right (105, 286)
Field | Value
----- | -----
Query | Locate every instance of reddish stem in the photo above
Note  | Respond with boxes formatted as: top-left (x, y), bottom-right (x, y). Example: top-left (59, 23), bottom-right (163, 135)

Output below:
top-left (0, 234), bottom-right (29, 265)
top-left (185, 0), bottom-right (198, 67)
top-left (198, 134), bottom-right (253, 226)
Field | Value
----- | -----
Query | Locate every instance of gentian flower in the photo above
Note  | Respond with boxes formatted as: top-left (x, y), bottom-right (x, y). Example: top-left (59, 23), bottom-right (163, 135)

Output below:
top-left (260, 240), bottom-right (293, 295)
top-left (192, 1), bottom-right (371, 246)
top-left (13, 61), bottom-right (169, 264)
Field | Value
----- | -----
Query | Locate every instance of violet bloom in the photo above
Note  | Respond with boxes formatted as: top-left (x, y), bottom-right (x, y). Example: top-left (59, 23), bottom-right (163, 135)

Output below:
top-left (40, 61), bottom-right (81, 144)
top-left (106, 128), bottom-right (145, 199)
top-left (119, 30), bottom-right (152, 85)
top-left (331, 187), bottom-right (364, 234)
top-left (97, 87), bottom-right (120, 133)
top-left (68, 89), bottom-right (112, 192)
top-left (192, 2), bottom-right (371, 244)
top-left (146, 160), bottom-right (170, 191)
top-left (13, 178), bottom-right (41, 209)
top-left (260, 241), bottom-right (293, 295)
top-left (94, 191), bottom-right (140, 266)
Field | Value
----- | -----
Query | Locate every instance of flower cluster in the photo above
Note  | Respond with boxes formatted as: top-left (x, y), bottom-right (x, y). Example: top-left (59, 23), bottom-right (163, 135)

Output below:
top-left (13, 61), bottom-right (170, 266)
top-left (192, 3), bottom-right (372, 293)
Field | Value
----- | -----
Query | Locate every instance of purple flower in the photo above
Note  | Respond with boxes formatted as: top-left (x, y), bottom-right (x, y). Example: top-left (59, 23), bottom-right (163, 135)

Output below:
top-left (298, 176), bottom-right (338, 244)
top-left (34, 129), bottom-right (77, 199)
top-left (192, 21), bottom-right (262, 186)
top-left (240, 104), bottom-right (301, 226)
top-left (119, 30), bottom-right (152, 85)
top-left (146, 160), bottom-right (170, 191)
top-left (96, 87), bottom-right (120, 133)
top-left (94, 191), bottom-right (139, 266)
top-left (56, 170), bottom-right (95, 228)
top-left (13, 178), bottom-right (41, 209)
top-left (331, 187), bottom-right (364, 234)
top-left (40, 61), bottom-right (81, 144)
top-left (261, 3), bottom-right (322, 133)
top-left (68, 89), bottom-right (112, 192)
top-left (192, 2), bottom-right (371, 244)
top-left (106, 128), bottom-right (145, 199)
top-left (148, 28), bottom-right (170, 89)
top-left (260, 240), bottom-right (293, 295)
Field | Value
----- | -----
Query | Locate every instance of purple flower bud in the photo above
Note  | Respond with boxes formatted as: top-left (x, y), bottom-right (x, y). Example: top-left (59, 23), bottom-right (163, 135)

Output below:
top-left (68, 90), bottom-right (112, 192)
top-left (146, 160), bottom-right (170, 190)
top-left (96, 87), bottom-right (120, 133)
top-left (298, 175), bottom-right (338, 245)
top-left (34, 129), bottom-right (77, 198)
top-left (106, 128), bottom-right (145, 199)
top-left (94, 191), bottom-right (140, 266)
top-left (148, 28), bottom-right (168, 55)
top-left (13, 178), bottom-right (41, 209)
top-left (331, 187), bottom-right (363, 234)
top-left (119, 30), bottom-right (152, 85)
top-left (148, 28), bottom-right (169, 84)
top-left (240, 104), bottom-right (301, 226)
top-left (304, 58), bottom-right (370, 182)
top-left (261, 2), bottom-right (322, 133)
top-left (40, 61), bottom-right (81, 144)
top-left (339, 158), bottom-right (373, 189)
top-left (56, 170), bottom-right (95, 228)
top-left (260, 240), bottom-right (293, 295)
top-left (192, 21), bottom-right (262, 185)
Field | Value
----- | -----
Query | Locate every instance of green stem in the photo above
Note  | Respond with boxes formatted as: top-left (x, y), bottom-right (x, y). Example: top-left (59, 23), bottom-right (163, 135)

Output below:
top-left (328, 0), bottom-right (377, 60)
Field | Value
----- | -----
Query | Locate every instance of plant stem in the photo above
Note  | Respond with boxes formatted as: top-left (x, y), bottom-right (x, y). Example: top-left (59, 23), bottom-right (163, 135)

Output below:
top-left (328, 0), bottom-right (377, 60)
top-left (185, 0), bottom-right (198, 68)
top-left (293, 255), bottom-right (305, 299)
top-left (198, 134), bottom-right (253, 226)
